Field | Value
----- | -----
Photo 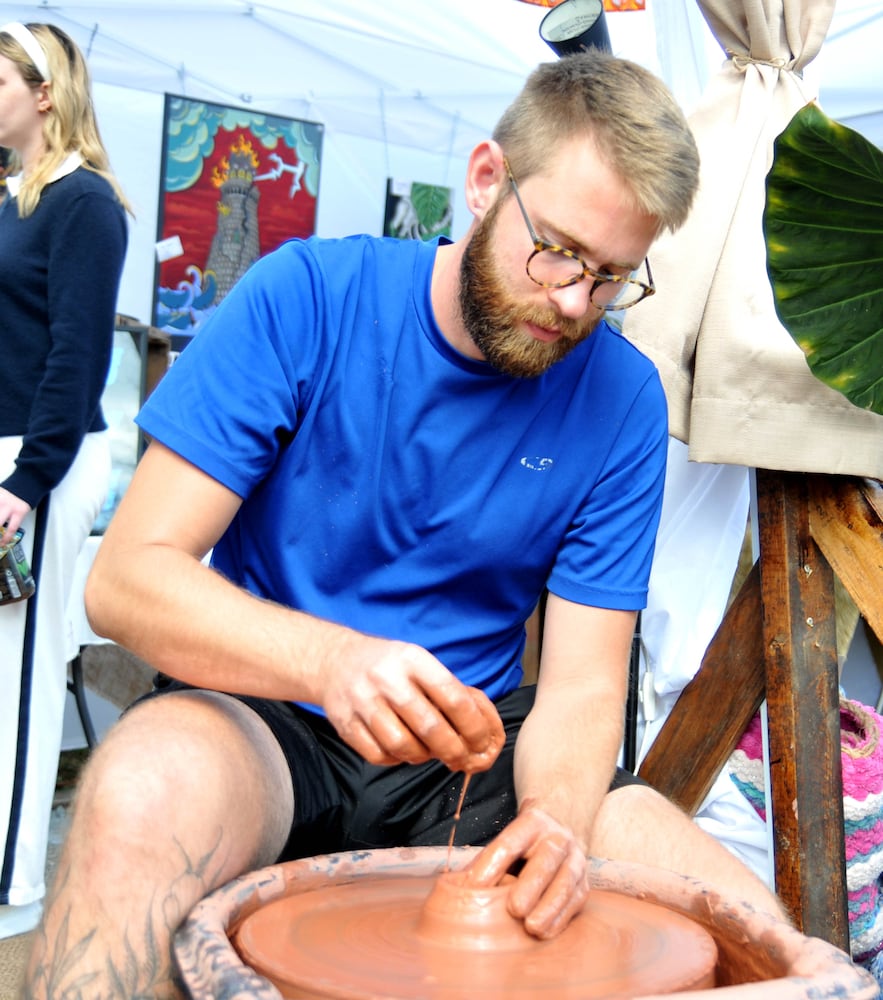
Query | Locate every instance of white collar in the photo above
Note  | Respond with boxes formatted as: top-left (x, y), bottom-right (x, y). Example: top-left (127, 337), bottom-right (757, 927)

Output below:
top-left (6, 151), bottom-right (84, 196)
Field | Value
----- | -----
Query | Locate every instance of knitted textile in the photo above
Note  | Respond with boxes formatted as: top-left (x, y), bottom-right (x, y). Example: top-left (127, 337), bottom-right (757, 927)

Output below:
top-left (729, 699), bottom-right (883, 965)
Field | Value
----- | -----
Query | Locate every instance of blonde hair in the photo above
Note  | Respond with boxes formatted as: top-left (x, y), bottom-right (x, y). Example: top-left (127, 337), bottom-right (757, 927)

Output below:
top-left (493, 51), bottom-right (699, 235)
top-left (0, 23), bottom-right (131, 218)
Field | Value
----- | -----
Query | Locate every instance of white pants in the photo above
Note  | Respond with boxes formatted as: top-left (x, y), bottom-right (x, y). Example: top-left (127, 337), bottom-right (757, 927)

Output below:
top-left (0, 432), bottom-right (110, 906)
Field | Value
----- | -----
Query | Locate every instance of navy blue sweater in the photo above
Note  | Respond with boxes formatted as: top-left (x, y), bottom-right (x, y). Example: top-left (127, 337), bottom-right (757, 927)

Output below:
top-left (0, 167), bottom-right (127, 507)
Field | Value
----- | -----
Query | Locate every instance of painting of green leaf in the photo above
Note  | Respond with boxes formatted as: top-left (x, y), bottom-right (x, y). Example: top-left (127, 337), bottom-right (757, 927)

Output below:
top-left (384, 179), bottom-right (453, 241)
top-left (764, 102), bottom-right (883, 414)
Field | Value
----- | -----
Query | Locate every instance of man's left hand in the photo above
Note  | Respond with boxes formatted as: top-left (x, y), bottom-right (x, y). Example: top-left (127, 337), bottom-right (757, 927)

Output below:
top-left (464, 805), bottom-right (589, 939)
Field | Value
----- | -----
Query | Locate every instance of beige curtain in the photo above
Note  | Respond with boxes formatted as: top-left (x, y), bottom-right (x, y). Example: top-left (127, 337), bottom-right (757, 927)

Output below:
top-left (624, 0), bottom-right (883, 478)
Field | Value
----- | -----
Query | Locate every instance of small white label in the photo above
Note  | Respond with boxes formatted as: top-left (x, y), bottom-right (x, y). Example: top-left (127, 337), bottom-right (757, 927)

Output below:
top-left (155, 235), bottom-right (184, 262)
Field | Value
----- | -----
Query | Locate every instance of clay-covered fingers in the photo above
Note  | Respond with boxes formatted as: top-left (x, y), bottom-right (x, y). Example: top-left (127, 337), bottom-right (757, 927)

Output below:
top-left (365, 680), bottom-right (503, 772)
top-left (325, 639), bottom-right (504, 771)
top-left (464, 807), bottom-right (589, 939)
top-left (465, 809), bottom-right (538, 886)
top-left (337, 711), bottom-right (432, 767)
top-left (507, 835), bottom-right (588, 939)
top-left (423, 681), bottom-right (505, 772)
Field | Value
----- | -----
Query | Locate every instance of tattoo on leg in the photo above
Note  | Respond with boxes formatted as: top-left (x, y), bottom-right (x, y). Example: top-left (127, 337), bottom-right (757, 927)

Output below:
top-left (25, 830), bottom-right (230, 999)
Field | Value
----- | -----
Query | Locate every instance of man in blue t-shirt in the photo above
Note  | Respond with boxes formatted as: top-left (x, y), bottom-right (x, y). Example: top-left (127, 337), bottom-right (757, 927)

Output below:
top-left (27, 50), bottom-right (785, 998)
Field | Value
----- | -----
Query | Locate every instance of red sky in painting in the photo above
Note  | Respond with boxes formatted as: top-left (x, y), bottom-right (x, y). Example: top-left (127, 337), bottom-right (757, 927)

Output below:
top-left (158, 127), bottom-right (318, 291)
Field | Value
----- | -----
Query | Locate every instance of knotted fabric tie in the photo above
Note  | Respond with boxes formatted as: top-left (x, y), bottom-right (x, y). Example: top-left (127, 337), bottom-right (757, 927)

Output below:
top-left (726, 49), bottom-right (789, 72)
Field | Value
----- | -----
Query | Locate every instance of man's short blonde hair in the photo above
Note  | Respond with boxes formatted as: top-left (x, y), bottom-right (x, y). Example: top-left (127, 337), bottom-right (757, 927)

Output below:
top-left (493, 51), bottom-right (699, 235)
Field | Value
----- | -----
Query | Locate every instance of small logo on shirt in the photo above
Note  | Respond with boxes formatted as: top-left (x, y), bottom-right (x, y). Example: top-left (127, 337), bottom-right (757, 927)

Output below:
top-left (520, 457), bottom-right (554, 472)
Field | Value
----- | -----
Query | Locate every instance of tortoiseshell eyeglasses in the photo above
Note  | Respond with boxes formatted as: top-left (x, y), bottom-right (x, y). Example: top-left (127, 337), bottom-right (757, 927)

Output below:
top-left (504, 159), bottom-right (655, 311)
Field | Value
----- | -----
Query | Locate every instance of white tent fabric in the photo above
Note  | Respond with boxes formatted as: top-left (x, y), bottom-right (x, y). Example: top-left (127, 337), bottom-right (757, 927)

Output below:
top-left (3, 0), bottom-right (558, 158)
top-left (3, 0), bottom-right (878, 153)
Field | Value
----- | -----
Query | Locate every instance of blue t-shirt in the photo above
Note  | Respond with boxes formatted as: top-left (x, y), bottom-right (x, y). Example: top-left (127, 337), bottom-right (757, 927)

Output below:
top-left (138, 235), bottom-right (667, 699)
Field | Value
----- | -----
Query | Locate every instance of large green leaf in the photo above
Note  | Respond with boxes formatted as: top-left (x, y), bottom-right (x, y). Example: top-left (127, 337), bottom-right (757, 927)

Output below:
top-left (410, 182), bottom-right (453, 239)
top-left (764, 102), bottom-right (883, 413)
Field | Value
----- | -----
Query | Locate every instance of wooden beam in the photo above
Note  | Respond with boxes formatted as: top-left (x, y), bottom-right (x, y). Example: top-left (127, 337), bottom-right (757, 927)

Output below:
top-left (755, 469), bottom-right (848, 949)
top-left (860, 478), bottom-right (883, 524)
top-left (808, 474), bottom-right (883, 643)
top-left (637, 563), bottom-right (765, 815)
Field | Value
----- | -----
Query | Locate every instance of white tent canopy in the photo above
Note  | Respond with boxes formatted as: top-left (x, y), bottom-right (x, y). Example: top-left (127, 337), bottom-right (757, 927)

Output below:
top-left (3, 0), bottom-right (880, 325)
top-left (3, 0), bottom-right (879, 146)
top-left (6, 0), bottom-right (559, 158)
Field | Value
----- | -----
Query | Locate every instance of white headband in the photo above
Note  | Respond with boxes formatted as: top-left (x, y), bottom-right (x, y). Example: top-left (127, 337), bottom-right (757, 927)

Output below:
top-left (1, 22), bottom-right (51, 83)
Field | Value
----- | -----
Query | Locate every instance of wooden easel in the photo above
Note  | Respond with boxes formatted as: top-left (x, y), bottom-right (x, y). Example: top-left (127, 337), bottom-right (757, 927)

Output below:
top-left (638, 471), bottom-right (883, 952)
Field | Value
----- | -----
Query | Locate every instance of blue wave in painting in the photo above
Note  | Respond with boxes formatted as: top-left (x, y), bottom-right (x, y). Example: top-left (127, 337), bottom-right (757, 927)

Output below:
top-left (154, 265), bottom-right (218, 334)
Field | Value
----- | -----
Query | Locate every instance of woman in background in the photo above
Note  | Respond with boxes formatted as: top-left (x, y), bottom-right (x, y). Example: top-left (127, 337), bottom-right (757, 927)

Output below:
top-left (0, 21), bottom-right (129, 939)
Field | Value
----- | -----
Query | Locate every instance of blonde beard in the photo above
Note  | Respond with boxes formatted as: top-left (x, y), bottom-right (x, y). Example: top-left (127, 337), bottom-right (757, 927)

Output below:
top-left (459, 198), bottom-right (602, 378)
top-left (484, 311), bottom-right (602, 377)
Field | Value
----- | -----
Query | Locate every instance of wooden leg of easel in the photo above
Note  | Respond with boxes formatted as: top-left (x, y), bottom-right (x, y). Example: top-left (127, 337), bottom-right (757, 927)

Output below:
top-left (755, 469), bottom-right (849, 950)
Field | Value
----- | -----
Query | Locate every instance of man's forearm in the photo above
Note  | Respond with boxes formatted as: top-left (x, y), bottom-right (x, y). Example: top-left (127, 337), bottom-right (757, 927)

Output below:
top-left (512, 689), bottom-right (624, 853)
top-left (86, 539), bottom-right (352, 701)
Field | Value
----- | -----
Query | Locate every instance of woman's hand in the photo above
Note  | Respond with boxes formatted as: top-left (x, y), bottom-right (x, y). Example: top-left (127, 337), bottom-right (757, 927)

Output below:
top-left (0, 488), bottom-right (32, 545)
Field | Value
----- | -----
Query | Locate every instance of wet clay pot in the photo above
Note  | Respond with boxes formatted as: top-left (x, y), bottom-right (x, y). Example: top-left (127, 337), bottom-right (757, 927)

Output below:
top-left (173, 846), bottom-right (879, 999)
top-left (229, 867), bottom-right (718, 997)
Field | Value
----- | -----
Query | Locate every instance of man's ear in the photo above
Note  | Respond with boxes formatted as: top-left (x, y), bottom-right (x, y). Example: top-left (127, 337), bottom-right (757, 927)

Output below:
top-left (464, 139), bottom-right (507, 220)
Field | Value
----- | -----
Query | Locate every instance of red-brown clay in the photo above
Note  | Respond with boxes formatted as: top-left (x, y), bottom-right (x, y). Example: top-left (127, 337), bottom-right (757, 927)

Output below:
top-left (232, 868), bottom-right (717, 997)
top-left (173, 847), bottom-right (880, 1000)
top-left (415, 870), bottom-right (526, 950)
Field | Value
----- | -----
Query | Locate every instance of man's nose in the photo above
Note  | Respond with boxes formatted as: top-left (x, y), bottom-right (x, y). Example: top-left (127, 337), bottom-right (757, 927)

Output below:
top-left (546, 280), bottom-right (597, 320)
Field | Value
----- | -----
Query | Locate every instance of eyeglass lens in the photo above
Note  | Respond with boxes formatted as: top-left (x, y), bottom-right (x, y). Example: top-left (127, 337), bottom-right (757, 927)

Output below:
top-left (527, 249), bottom-right (646, 309)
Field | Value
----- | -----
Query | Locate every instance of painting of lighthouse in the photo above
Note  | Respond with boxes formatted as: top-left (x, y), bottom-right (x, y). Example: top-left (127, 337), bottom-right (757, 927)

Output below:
top-left (153, 95), bottom-right (323, 338)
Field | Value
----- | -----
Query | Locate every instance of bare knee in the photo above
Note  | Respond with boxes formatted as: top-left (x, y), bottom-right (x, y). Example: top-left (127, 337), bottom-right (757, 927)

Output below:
top-left (69, 691), bottom-right (293, 879)
top-left (590, 782), bottom-right (678, 854)
top-left (589, 782), bottom-right (785, 921)
top-left (27, 692), bottom-right (297, 1000)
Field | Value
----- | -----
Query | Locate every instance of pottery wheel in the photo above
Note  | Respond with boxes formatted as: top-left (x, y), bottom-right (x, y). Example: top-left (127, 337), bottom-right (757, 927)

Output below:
top-left (233, 874), bottom-right (718, 998)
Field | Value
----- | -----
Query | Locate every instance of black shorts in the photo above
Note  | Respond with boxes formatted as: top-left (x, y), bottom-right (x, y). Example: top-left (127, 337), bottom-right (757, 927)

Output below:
top-left (138, 678), bottom-right (644, 863)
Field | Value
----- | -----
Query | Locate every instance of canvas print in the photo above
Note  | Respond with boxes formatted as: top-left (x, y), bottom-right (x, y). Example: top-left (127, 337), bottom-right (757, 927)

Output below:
top-left (153, 96), bottom-right (323, 337)
top-left (384, 179), bottom-right (453, 242)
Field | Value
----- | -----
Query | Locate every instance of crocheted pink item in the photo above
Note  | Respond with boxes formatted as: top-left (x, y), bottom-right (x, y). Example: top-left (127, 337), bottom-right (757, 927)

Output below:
top-left (729, 699), bottom-right (883, 963)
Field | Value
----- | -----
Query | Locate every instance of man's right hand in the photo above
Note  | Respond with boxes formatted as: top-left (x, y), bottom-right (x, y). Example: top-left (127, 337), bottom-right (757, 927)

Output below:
top-left (319, 635), bottom-right (504, 773)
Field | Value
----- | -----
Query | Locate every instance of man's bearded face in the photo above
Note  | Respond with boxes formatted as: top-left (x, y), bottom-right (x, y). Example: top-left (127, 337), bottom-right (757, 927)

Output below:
top-left (458, 194), bottom-right (602, 378)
